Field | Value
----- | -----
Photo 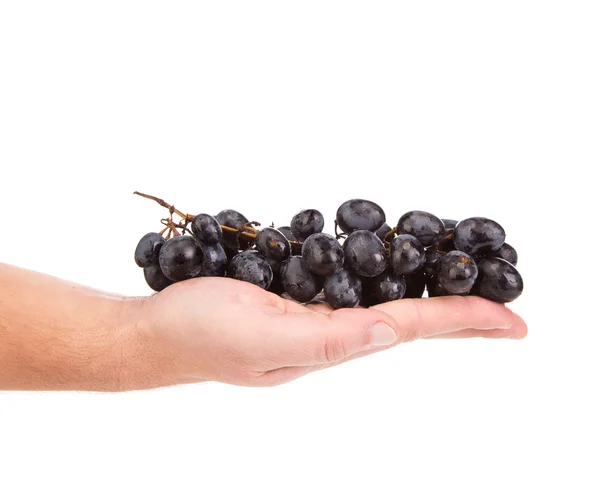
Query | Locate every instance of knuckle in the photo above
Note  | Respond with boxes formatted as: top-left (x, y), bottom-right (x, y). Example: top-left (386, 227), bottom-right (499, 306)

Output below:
top-left (401, 300), bottom-right (423, 342)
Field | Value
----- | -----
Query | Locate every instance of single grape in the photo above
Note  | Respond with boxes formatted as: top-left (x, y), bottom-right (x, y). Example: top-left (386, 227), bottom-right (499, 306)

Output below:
top-left (438, 250), bottom-right (478, 294)
top-left (255, 227), bottom-right (291, 262)
top-left (343, 230), bottom-right (387, 277)
top-left (228, 250), bottom-right (273, 289)
top-left (390, 234), bottom-right (426, 276)
top-left (198, 242), bottom-right (227, 277)
top-left (442, 219), bottom-right (458, 235)
top-left (454, 217), bottom-right (506, 256)
top-left (277, 226), bottom-right (294, 240)
top-left (290, 209), bottom-right (325, 242)
top-left (215, 208), bottom-right (249, 229)
top-left (471, 257), bottom-right (523, 303)
top-left (134, 232), bottom-right (164, 268)
top-left (427, 277), bottom-right (454, 297)
top-left (216, 209), bottom-right (251, 250)
top-left (375, 222), bottom-right (394, 242)
top-left (143, 263), bottom-right (173, 292)
top-left (191, 214), bottom-right (223, 244)
top-left (404, 272), bottom-right (427, 298)
top-left (396, 210), bottom-right (446, 247)
top-left (489, 243), bottom-right (518, 266)
top-left (280, 256), bottom-right (323, 303)
top-left (427, 274), bottom-right (471, 297)
top-left (363, 271), bottom-right (406, 304)
top-left (336, 199), bottom-right (386, 234)
top-left (323, 268), bottom-right (362, 309)
top-left (301, 233), bottom-right (344, 276)
top-left (158, 236), bottom-right (203, 281)
top-left (277, 225), bottom-right (301, 255)
top-left (423, 246), bottom-right (442, 277)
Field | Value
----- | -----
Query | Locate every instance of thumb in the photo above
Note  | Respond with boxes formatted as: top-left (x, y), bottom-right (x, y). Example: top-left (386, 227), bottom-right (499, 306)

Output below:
top-left (268, 308), bottom-right (399, 367)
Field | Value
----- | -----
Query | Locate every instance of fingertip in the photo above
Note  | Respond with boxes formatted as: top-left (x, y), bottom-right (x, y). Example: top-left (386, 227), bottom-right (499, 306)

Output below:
top-left (509, 311), bottom-right (528, 339)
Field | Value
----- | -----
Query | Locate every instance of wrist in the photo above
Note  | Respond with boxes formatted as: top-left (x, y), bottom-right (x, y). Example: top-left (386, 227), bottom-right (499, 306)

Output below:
top-left (99, 295), bottom-right (149, 392)
top-left (112, 294), bottom-right (206, 391)
top-left (52, 295), bottom-right (149, 392)
top-left (98, 295), bottom-right (178, 392)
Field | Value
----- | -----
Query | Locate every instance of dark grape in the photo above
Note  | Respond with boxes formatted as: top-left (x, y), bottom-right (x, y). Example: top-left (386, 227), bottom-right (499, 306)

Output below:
top-left (390, 234), bottom-right (426, 276)
top-left (323, 268), bottom-right (362, 309)
top-left (363, 271), bottom-right (406, 304)
top-left (438, 250), bottom-right (478, 295)
top-left (427, 274), bottom-right (471, 297)
top-left (134, 232), bottom-right (164, 268)
top-left (277, 226), bottom-right (294, 240)
top-left (216, 209), bottom-right (251, 250)
top-left (280, 256), bottom-right (323, 303)
top-left (198, 242), bottom-right (227, 277)
top-left (454, 217), bottom-right (505, 256)
top-left (158, 236), bottom-right (203, 281)
top-left (471, 257), bottom-right (523, 303)
top-left (423, 246), bottom-right (442, 277)
top-left (404, 272), bottom-right (427, 298)
top-left (143, 263), bottom-right (173, 291)
top-left (228, 250), bottom-right (273, 289)
top-left (427, 277), bottom-right (454, 297)
top-left (442, 219), bottom-right (458, 235)
top-left (396, 210), bottom-right (446, 247)
top-left (301, 233), bottom-right (344, 276)
top-left (277, 226), bottom-right (301, 255)
top-left (255, 227), bottom-right (291, 262)
top-left (489, 243), bottom-right (518, 266)
top-left (290, 209), bottom-right (325, 242)
top-left (336, 199), bottom-right (386, 234)
top-left (343, 230), bottom-right (387, 277)
top-left (191, 214), bottom-right (223, 244)
top-left (375, 222), bottom-right (394, 242)
top-left (215, 209), bottom-right (249, 229)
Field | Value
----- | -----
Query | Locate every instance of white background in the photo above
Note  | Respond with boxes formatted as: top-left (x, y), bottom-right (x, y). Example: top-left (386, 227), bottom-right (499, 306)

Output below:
top-left (1, 1), bottom-right (599, 497)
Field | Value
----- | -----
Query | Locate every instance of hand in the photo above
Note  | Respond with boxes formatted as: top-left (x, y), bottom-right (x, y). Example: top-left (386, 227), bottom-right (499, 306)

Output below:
top-left (129, 277), bottom-right (527, 389)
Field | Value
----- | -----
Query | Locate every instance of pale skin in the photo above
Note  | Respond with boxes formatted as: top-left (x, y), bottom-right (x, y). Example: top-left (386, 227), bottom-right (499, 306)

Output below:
top-left (0, 263), bottom-right (527, 391)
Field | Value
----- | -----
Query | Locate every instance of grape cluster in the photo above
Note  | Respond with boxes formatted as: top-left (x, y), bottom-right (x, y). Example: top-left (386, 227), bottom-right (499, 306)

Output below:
top-left (134, 193), bottom-right (523, 308)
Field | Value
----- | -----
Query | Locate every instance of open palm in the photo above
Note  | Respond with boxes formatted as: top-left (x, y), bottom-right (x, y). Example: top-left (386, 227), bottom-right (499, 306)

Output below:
top-left (138, 276), bottom-right (527, 388)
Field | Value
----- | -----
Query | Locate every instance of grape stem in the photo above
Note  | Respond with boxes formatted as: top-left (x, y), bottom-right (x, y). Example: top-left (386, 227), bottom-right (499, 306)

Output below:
top-left (134, 191), bottom-right (303, 249)
top-left (383, 227), bottom-right (396, 242)
top-left (167, 219), bottom-right (181, 238)
top-left (334, 221), bottom-right (347, 240)
top-left (133, 191), bottom-right (188, 219)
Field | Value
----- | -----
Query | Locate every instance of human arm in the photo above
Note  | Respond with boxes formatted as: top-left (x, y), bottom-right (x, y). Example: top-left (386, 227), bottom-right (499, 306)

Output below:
top-left (0, 263), bottom-right (527, 391)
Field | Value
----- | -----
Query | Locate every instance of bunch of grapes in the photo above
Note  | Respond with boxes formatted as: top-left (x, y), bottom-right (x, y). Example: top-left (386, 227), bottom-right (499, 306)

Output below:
top-left (133, 192), bottom-right (523, 308)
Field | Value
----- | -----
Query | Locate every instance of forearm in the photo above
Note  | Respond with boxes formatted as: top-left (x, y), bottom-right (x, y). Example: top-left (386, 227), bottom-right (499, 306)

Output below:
top-left (0, 263), bottom-right (144, 391)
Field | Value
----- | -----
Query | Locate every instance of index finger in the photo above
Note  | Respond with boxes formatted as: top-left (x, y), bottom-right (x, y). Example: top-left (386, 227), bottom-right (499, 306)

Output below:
top-left (372, 295), bottom-right (524, 342)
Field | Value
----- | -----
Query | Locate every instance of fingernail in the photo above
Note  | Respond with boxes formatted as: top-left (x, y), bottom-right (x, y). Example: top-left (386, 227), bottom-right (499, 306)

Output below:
top-left (368, 322), bottom-right (397, 348)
